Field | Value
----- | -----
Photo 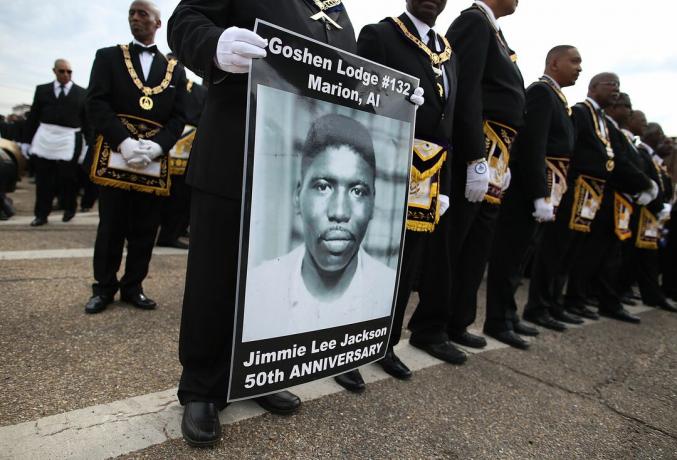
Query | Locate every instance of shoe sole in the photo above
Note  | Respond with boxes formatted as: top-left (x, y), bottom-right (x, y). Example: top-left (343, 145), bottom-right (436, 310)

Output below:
top-left (254, 399), bottom-right (301, 415)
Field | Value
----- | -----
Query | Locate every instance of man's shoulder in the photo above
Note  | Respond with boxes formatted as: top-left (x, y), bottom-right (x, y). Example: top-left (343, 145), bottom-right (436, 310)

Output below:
top-left (248, 245), bottom-right (303, 280)
top-left (36, 83), bottom-right (53, 92)
top-left (95, 45), bottom-right (123, 59)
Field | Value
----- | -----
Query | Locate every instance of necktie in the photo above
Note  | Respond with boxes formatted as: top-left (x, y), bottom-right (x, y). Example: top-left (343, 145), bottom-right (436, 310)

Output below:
top-left (57, 84), bottom-right (65, 101)
top-left (132, 43), bottom-right (158, 55)
top-left (427, 30), bottom-right (445, 100)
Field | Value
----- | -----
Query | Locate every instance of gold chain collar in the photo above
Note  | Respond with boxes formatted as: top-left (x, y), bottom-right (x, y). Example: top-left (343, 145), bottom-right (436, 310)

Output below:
top-left (120, 44), bottom-right (177, 97)
top-left (583, 100), bottom-right (616, 171)
top-left (539, 77), bottom-right (571, 116)
top-left (391, 17), bottom-right (452, 66)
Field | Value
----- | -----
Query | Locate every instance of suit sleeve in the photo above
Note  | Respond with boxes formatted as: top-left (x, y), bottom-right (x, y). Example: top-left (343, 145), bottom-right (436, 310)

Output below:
top-left (446, 12), bottom-right (491, 163)
top-left (608, 127), bottom-right (651, 195)
top-left (356, 24), bottom-right (388, 65)
top-left (167, 0), bottom-right (231, 85)
top-left (149, 65), bottom-right (188, 153)
top-left (512, 84), bottom-right (552, 200)
top-left (86, 49), bottom-right (132, 150)
top-left (24, 87), bottom-right (42, 143)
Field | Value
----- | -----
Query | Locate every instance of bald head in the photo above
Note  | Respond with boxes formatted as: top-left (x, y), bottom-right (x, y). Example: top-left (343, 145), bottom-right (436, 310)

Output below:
top-left (627, 110), bottom-right (647, 137)
top-left (643, 122), bottom-right (665, 150)
top-left (588, 72), bottom-right (620, 109)
top-left (128, 0), bottom-right (161, 44)
top-left (52, 59), bottom-right (72, 85)
top-left (130, 0), bottom-right (160, 19)
top-left (544, 45), bottom-right (582, 87)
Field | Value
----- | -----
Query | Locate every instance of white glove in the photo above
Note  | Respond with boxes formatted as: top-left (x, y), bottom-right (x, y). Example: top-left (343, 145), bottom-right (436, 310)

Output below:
top-left (134, 139), bottom-right (163, 160)
top-left (20, 143), bottom-right (31, 159)
top-left (126, 154), bottom-right (151, 169)
top-left (439, 194), bottom-right (450, 216)
top-left (119, 138), bottom-right (140, 160)
top-left (501, 167), bottom-right (511, 192)
top-left (533, 197), bottom-right (555, 222)
top-left (409, 87), bottom-right (424, 108)
top-left (215, 26), bottom-right (268, 74)
top-left (635, 180), bottom-right (659, 206)
top-left (465, 159), bottom-right (490, 202)
top-left (658, 203), bottom-right (672, 221)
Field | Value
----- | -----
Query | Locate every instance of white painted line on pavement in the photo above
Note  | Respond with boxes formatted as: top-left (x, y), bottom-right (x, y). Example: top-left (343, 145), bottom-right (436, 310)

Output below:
top-left (0, 247), bottom-right (187, 261)
top-left (0, 304), bottom-right (655, 460)
top-left (0, 213), bottom-right (99, 226)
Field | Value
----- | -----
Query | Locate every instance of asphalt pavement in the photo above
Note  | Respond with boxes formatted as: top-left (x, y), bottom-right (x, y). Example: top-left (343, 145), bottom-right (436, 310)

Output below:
top-left (1, 180), bottom-right (676, 459)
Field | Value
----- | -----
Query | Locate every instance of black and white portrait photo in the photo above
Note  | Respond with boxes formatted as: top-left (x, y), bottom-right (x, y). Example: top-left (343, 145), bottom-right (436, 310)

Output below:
top-left (241, 86), bottom-right (411, 342)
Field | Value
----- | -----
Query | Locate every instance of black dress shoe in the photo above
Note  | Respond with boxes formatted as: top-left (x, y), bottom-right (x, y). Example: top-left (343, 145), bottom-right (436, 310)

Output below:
top-left (524, 311), bottom-right (567, 332)
top-left (62, 211), bottom-right (75, 222)
top-left (513, 320), bottom-right (539, 337)
top-left (157, 239), bottom-right (189, 250)
top-left (653, 300), bottom-right (677, 313)
top-left (551, 309), bottom-right (584, 325)
top-left (599, 308), bottom-right (641, 324)
top-left (450, 330), bottom-right (487, 349)
top-left (566, 305), bottom-right (599, 320)
top-left (334, 369), bottom-right (366, 393)
top-left (621, 296), bottom-right (637, 306)
top-left (583, 296), bottom-right (600, 307)
top-left (181, 401), bottom-right (221, 447)
top-left (409, 339), bottom-right (467, 365)
top-left (80, 207), bottom-right (91, 213)
top-left (30, 217), bottom-right (48, 226)
top-left (253, 390), bottom-right (301, 415)
top-left (84, 295), bottom-right (113, 314)
top-left (484, 329), bottom-right (530, 350)
top-left (120, 292), bottom-right (157, 310)
top-left (378, 348), bottom-right (412, 380)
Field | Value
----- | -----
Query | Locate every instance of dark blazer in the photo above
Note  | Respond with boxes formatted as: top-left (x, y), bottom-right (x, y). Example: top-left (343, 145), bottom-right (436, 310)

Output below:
top-left (185, 80), bottom-right (208, 127)
top-left (510, 80), bottom-right (574, 200)
top-left (168, 0), bottom-right (357, 199)
top-left (356, 13), bottom-right (456, 195)
top-left (25, 82), bottom-right (89, 144)
top-left (446, 5), bottom-right (525, 163)
top-left (637, 144), bottom-right (672, 213)
top-left (86, 44), bottom-right (186, 155)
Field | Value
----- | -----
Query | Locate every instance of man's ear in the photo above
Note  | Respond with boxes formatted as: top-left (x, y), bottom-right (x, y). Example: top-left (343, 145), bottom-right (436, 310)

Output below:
top-left (294, 181), bottom-right (301, 214)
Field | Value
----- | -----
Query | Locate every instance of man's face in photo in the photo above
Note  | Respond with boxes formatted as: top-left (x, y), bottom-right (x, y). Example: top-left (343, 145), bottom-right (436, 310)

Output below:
top-left (296, 145), bottom-right (375, 274)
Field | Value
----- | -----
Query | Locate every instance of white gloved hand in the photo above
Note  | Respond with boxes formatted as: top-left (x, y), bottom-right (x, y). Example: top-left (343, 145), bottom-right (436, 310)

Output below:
top-left (126, 154), bottom-right (151, 170)
top-left (465, 159), bottom-right (490, 202)
top-left (215, 26), bottom-right (268, 74)
top-left (439, 194), bottom-right (450, 216)
top-left (409, 86), bottom-right (424, 108)
top-left (119, 138), bottom-right (140, 160)
top-left (134, 139), bottom-right (163, 160)
top-left (20, 143), bottom-right (31, 159)
top-left (532, 197), bottom-right (555, 222)
top-left (501, 167), bottom-right (511, 192)
top-left (658, 203), bottom-right (672, 221)
top-left (635, 180), bottom-right (659, 206)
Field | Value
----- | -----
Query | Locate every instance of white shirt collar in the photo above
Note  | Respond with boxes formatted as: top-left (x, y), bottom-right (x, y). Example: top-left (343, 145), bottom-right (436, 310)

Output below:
top-left (474, 1), bottom-right (500, 31)
top-left (132, 38), bottom-right (157, 52)
top-left (53, 80), bottom-right (73, 91)
top-left (404, 10), bottom-right (434, 42)
top-left (541, 74), bottom-right (561, 90)
top-left (586, 96), bottom-right (602, 111)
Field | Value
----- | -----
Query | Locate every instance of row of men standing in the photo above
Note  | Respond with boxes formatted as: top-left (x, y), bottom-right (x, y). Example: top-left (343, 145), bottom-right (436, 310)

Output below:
top-left (165, 0), bottom-right (675, 447)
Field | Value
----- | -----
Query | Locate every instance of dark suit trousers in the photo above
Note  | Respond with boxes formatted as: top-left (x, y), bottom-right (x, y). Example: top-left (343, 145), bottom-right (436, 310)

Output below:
top-left (158, 174), bottom-right (191, 243)
top-left (390, 230), bottom-right (427, 348)
top-left (661, 212), bottom-right (677, 299)
top-left (620, 243), bottom-right (666, 306)
top-left (78, 165), bottom-right (99, 210)
top-left (448, 200), bottom-right (501, 334)
top-left (92, 187), bottom-right (163, 297)
top-left (33, 156), bottom-right (78, 219)
top-left (525, 190), bottom-right (584, 316)
top-left (409, 162), bottom-right (480, 343)
top-left (486, 183), bottom-right (540, 332)
top-left (564, 194), bottom-right (623, 313)
top-left (178, 189), bottom-right (240, 409)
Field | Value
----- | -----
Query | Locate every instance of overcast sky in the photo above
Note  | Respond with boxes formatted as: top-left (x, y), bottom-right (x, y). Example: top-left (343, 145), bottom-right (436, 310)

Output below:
top-left (1, 0), bottom-right (676, 133)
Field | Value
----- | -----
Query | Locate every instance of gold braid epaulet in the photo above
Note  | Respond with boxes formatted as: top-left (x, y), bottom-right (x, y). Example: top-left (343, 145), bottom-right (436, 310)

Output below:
top-left (390, 17), bottom-right (452, 66)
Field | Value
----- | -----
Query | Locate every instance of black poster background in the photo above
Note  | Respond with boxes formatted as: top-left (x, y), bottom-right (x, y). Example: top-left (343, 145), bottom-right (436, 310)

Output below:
top-left (228, 20), bottom-right (418, 401)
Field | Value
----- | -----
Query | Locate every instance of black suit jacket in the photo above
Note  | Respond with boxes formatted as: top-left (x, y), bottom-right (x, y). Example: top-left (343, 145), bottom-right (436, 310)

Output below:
top-left (510, 80), bottom-right (574, 200)
top-left (446, 5), bottom-right (525, 163)
top-left (86, 44), bottom-right (186, 155)
top-left (356, 13), bottom-right (456, 195)
top-left (168, 0), bottom-right (357, 199)
top-left (25, 82), bottom-right (89, 144)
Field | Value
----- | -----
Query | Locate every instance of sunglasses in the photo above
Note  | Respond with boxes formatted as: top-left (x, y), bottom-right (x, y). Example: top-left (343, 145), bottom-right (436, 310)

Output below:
top-left (57, 69), bottom-right (73, 74)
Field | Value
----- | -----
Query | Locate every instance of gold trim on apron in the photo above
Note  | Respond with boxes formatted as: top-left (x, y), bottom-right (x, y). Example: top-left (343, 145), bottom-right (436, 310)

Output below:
top-left (406, 139), bottom-right (448, 233)
top-left (484, 120), bottom-right (517, 205)
top-left (568, 174), bottom-right (605, 232)
top-left (613, 192), bottom-right (633, 241)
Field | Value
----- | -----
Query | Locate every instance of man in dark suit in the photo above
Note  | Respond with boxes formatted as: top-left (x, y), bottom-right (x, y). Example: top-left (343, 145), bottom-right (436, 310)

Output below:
top-left (525, 74), bottom-right (656, 326)
top-left (410, 0), bottom-right (530, 353)
top-left (167, 0), bottom-right (360, 447)
top-left (25, 59), bottom-right (88, 226)
top-left (485, 45), bottom-right (582, 343)
top-left (84, 0), bottom-right (186, 315)
top-left (335, 0), bottom-right (459, 393)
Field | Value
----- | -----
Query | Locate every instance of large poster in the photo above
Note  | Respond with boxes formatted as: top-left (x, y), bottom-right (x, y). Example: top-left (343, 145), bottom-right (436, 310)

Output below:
top-left (228, 20), bottom-right (418, 401)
